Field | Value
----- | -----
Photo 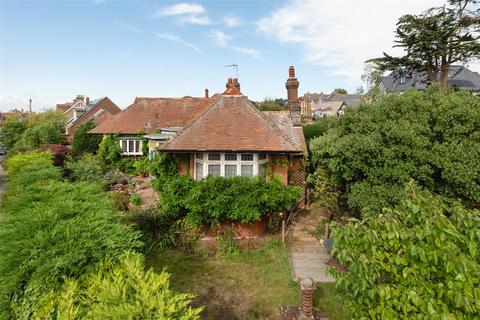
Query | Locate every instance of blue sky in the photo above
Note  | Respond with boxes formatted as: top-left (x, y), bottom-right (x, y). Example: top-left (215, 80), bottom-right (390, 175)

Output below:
top-left (1, 0), bottom-right (477, 111)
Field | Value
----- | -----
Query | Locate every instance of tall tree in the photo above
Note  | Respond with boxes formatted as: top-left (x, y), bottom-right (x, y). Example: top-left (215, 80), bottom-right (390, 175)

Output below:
top-left (369, 0), bottom-right (480, 88)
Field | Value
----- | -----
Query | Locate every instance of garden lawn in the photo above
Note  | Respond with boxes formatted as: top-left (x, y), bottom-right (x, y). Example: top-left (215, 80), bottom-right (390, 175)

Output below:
top-left (147, 236), bottom-right (347, 320)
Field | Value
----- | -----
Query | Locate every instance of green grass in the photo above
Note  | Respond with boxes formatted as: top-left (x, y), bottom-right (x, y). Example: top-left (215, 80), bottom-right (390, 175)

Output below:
top-left (146, 236), bottom-right (347, 320)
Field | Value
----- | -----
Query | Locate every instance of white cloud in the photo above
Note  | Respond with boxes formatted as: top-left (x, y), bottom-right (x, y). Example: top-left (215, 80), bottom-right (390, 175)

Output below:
top-left (156, 3), bottom-right (205, 16)
top-left (180, 15), bottom-right (211, 25)
top-left (211, 29), bottom-right (232, 47)
top-left (257, 0), bottom-right (449, 83)
top-left (154, 2), bottom-right (211, 25)
top-left (223, 14), bottom-right (241, 27)
top-left (154, 32), bottom-right (201, 53)
top-left (233, 46), bottom-right (260, 59)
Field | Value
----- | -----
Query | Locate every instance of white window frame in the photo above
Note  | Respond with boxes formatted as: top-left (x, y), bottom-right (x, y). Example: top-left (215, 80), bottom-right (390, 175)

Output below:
top-left (119, 138), bottom-right (143, 156)
top-left (194, 153), bottom-right (268, 180)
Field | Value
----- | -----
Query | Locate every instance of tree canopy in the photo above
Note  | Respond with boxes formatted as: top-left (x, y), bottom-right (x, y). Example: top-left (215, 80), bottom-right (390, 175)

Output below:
top-left (310, 87), bottom-right (480, 214)
top-left (368, 0), bottom-right (480, 88)
top-left (71, 120), bottom-right (102, 155)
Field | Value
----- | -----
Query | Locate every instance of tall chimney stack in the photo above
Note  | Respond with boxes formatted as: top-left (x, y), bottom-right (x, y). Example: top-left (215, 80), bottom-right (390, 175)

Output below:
top-left (286, 66), bottom-right (301, 126)
top-left (205, 88), bottom-right (209, 98)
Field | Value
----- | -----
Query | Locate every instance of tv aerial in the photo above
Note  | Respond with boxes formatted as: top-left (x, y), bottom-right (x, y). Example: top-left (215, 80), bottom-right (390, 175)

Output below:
top-left (225, 63), bottom-right (239, 78)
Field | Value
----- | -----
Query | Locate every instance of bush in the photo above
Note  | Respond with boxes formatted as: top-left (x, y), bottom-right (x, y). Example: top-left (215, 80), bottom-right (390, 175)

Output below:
top-left (130, 193), bottom-right (141, 206)
top-left (108, 191), bottom-right (130, 211)
top-left (4, 151), bottom-right (52, 176)
top-left (32, 251), bottom-right (202, 320)
top-left (124, 207), bottom-right (179, 251)
top-left (0, 156), bottom-right (143, 318)
top-left (20, 122), bottom-right (65, 147)
top-left (310, 87), bottom-right (480, 214)
top-left (39, 144), bottom-right (69, 166)
top-left (153, 175), bottom-right (300, 226)
top-left (330, 183), bottom-right (480, 319)
top-left (65, 153), bottom-right (104, 182)
top-left (71, 120), bottom-right (102, 155)
top-left (98, 134), bottom-right (121, 168)
top-left (302, 118), bottom-right (335, 142)
top-left (0, 117), bottom-right (26, 149)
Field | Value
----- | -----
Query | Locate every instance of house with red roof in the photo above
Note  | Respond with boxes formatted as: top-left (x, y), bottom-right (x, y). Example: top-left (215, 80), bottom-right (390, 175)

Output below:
top-left (56, 95), bottom-right (121, 141)
top-left (90, 66), bottom-right (307, 189)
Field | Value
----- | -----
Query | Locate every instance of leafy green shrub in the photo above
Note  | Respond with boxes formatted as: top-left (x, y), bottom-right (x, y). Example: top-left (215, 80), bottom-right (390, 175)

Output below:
top-left (98, 134), bottom-right (121, 168)
top-left (185, 176), bottom-right (300, 225)
top-left (71, 120), bottom-right (102, 155)
top-left (116, 157), bottom-right (136, 174)
top-left (124, 207), bottom-right (179, 251)
top-left (0, 117), bottom-right (26, 149)
top-left (153, 175), bottom-right (300, 226)
top-left (20, 122), bottom-right (65, 148)
top-left (302, 118), bottom-right (335, 142)
top-left (4, 151), bottom-right (52, 176)
top-left (134, 156), bottom-right (152, 176)
top-left (65, 153), bottom-right (104, 182)
top-left (0, 159), bottom-right (143, 318)
top-left (32, 251), bottom-right (202, 319)
top-left (130, 193), bottom-right (141, 206)
top-left (108, 191), bottom-right (130, 211)
top-left (330, 183), bottom-right (480, 319)
top-left (310, 87), bottom-right (480, 214)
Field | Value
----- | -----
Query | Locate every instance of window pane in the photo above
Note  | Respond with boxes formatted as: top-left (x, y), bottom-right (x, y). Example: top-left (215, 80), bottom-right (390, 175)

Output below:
top-left (121, 140), bottom-right (128, 153)
top-left (128, 140), bottom-right (134, 153)
top-left (258, 154), bottom-right (267, 161)
top-left (208, 164), bottom-right (221, 176)
top-left (224, 164), bottom-right (237, 178)
top-left (241, 165), bottom-right (253, 177)
top-left (196, 162), bottom-right (203, 180)
top-left (208, 153), bottom-right (220, 161)
top-left (135, 140), bottom-right (140, 153)
top-left (195, 153), bottom-right (203, 160)
top-left (224, 153), bottom-right (237, 161)
top-left (259, 163), bottom-right (267, 179)
top-left (241, 153), bottom-right (253, 161)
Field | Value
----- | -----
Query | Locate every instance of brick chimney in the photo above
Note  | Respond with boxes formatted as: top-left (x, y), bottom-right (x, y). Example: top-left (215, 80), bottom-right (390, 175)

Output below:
top-left (286, 66), bottom-right (301, 126)
top-left (223, 78), bottom-right (242, 95)
top-left (205, 88), bottom-right (209, 98)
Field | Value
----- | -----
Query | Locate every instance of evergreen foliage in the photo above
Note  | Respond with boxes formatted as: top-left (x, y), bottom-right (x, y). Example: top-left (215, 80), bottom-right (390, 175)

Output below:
top-left (71, 120), bottom-right (102, 155)
top-left (330, 183), bottom-right (480, 319)
top-left (31, 252), bottom-right (202, 320)
top-left (310, 87), bottom-right (480, 214)
top-left (0, 117), bottom-right (26, 149)
top-left (65, 153), bottom-right (104, 182)
top-left (0, 153), bottom-right (143, 318)
top-left (368, 0), bottom-right (480, 88)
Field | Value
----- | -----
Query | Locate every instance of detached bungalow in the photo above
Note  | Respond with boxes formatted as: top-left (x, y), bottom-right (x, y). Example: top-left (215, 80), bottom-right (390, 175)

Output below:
top-left (90, 66), bottom-right (307, 189)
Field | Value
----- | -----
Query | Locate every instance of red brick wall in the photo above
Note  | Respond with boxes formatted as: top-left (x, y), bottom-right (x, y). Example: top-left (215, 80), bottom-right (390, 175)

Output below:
top-left (270, 154), bottom-right (289, 185)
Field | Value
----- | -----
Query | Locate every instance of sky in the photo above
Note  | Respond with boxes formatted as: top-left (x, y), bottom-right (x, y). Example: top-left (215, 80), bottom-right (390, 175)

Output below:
top-left (1, 0), bottom-right (479, 111)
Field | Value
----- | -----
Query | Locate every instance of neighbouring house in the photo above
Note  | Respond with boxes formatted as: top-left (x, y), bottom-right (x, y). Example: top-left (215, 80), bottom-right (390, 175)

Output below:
top-left (56, 95), bottom-right (121, 140)
top-left (377, 65), bottom-right (480, 94)
top-left (312, 101), bottom-right (347, 118)
top-left (90, 66), bottom-right (307, 191)
top-left (301, 91), bottom-right (361, 120)
top-left (0, 108), bottom-right (30, 125)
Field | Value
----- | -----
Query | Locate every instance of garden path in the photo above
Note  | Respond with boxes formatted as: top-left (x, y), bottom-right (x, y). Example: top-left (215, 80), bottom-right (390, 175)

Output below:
top-left (288, 206), bottom-right (335, 283)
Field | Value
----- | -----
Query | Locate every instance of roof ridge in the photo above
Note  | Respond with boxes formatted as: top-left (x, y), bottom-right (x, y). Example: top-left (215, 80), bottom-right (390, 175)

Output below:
top-left (159, 96), bottom-right (221, 149)
top-left (160, 95), bottom-right (301, 151)
top-left (243, 99), bottom-right (300, 151)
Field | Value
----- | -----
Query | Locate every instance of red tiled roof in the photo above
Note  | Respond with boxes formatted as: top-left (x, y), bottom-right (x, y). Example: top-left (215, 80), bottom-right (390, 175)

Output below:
top-left (159, 95), bottom-right (305, 154)
top-left (89, 96), bottom-right (219, 134)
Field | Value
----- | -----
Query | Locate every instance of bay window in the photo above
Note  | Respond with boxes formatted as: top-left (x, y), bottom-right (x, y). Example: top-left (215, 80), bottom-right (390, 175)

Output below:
top-left (194, 153), bottom-right (268, 180)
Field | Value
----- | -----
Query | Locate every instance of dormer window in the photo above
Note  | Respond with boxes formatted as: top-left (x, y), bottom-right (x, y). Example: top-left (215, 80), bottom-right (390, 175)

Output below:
top-left (400, 76), bottom-right (406, 84)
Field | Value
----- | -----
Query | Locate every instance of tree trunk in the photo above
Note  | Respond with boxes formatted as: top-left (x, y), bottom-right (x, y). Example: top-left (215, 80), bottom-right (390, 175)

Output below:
top-left (440, 60), bottom-right (449, 89)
